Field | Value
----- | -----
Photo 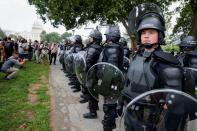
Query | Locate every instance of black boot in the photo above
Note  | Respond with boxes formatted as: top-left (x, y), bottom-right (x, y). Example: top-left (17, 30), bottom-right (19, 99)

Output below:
top-left (79, 97), bottom-right (88, 103)
top-left (68, 81), bottom-right (75, 85)
top-left (71, 86), bottom-right (77, 89)
top-left (72, 88), bottom-right (81, 92)
top-left (83, 112), bottom-right (97, 119)
top-left (80, 94), bottom-right (85, 98)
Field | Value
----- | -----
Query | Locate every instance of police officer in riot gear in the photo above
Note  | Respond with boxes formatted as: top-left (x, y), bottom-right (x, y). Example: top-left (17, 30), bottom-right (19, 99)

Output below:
top-left (177, 36), bottom-right (197, 130)
top-left (178, 36), bottom-right (197, 68)
top-left (63, 37), bottom-right (74, 77)
top-left (100, 26), bottom-right (124, 69)
top-left (119, 37), bottom-right (131, 74)
top-left (121, 3), bottom-right (184, 131)
top-left (177, 35), bottom-right (197, 96)
top-left (119, 37), bottom-right (130, 58)
top-left (70, 35), bottom-right (84, 53)
top-left (99, 25), bottom-right (124, 131)
top-left (60, 38), bottom-right (72, 72)
top-left (82, 29), bottom-right (103, 118)
top-left (68, 35), bottom-right (84, 92)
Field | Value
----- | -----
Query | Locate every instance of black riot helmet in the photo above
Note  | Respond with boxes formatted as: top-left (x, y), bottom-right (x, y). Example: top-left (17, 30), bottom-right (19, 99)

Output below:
top-left (128, 3), bottom-right (165, 45)
top-left (89, 29), bottom-right (102, 43)
top-left (74, 35), bottom-right (82, 43)
top-left (104, 25), bottom-right (121, 43)
top-left (180, 36), bottom-right (196, 51)
top-left (119, 37), bottom-right (127, 47)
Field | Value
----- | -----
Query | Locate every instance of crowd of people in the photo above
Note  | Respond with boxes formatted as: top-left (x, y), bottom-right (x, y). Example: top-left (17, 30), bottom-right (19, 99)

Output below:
top-left (0, 37), bottom-right (59, 80)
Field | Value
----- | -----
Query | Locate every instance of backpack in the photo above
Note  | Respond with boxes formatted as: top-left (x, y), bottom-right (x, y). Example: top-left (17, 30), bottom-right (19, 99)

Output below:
top-left (4, 42), bottom-right (13, 52)
top-left (4, 43), bottom-right (11, 50)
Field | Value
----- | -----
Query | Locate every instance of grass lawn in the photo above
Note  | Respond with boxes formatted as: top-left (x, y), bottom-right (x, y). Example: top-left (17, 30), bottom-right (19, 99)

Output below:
top-left (0, 61), bottom-right (51, 131)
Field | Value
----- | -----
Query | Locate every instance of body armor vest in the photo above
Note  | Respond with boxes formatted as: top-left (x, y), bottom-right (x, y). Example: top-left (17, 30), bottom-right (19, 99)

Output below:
top-left (86, 43), bottom-right (102, 70)
top-left (182, 52), bottom-right (197, 97)
top-left (101, 43), bottom-right (124, 70)
top-left (188, 55), bottom-right (197, 68)
top-left (125, 51), bottom-right (156, 99)
top-left (178, 52), bottom-right (197, 68)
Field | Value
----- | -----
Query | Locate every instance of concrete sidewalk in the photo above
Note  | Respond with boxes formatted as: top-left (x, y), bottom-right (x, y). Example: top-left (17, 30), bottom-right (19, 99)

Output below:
top-left (49, 62), bottom-right (123, 131)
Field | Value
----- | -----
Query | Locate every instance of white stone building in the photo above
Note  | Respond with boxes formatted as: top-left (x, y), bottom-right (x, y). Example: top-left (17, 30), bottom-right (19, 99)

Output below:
top-left (18, 19), bottom-right (43, 42)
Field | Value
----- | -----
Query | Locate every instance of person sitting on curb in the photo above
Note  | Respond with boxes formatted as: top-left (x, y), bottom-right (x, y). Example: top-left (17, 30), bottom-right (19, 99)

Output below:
top-left (1, 53), bottom-right (25, 80)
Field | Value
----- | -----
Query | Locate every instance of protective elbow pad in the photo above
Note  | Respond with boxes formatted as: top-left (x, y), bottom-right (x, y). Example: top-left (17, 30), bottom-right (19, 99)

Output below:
top-left (160, 67), bottom-right (183, 90)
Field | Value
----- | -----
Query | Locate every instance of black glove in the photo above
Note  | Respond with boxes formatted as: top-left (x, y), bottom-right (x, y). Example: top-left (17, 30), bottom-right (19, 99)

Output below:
top-left (116, 104), bottom-right (123, 116)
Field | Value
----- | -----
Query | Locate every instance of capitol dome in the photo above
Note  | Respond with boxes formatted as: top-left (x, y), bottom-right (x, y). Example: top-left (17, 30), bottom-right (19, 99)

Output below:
top-left (18, 18), bottom-right (44, 42)
top-left (31, 18), bottom-right (44, 41)
top-left (32, 19), bottom-right (43, 31)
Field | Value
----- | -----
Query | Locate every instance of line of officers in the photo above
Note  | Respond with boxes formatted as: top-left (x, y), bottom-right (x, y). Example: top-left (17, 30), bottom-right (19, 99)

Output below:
top-left (59, 12), bottom-right (197, 131)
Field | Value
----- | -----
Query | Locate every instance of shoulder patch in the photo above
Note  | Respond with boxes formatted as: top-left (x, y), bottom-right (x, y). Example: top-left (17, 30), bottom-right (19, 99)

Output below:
top-left (154, 50), bottom-right (180, 65)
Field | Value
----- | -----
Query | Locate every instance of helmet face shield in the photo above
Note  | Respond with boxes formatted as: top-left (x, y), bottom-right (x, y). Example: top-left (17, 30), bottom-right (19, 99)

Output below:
top-left (119, 37), bottom-right (127, 46)
top-left (89, 30), bottom-right (102, 43)
top-left (105, 25), bottom-right (120, 43)
top-left (105, 25), bottom-right (120, 38)
top-left (128, 3), bottom-right (165, 35)
top-left (137, 17), bottom-right (165, 33)
top-left (74, 35), bottom-right (82, 43)
top-left (180, 36), bottom-right (196, 50)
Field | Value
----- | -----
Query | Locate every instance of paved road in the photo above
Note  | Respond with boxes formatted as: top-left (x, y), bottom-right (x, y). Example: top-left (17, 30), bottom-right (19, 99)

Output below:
top-left (49, 62), bottom-right (123, 131)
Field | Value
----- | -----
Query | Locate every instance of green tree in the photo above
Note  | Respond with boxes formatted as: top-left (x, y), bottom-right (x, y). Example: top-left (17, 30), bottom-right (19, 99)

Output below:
top-left (8, 34), bottom-right (17, 40)
top-left (0, 28), bottom-right (6, 39)
top-left (44, 32), bottom-right (61, 43)
top-left (173, 0), bottom-right (197, 39)
top-left (190, 0), bottom-right (197, 39)
top-left (61, 32), bottom-right (72, 40)
top-left (29, 0), bottom-right (184, 50)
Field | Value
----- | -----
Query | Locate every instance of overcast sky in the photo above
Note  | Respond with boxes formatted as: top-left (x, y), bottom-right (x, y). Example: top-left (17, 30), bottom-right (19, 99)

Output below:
top-left (0, 0), bottom-right (66, 34)
top-left (0, 0), bottom-right (180, 37)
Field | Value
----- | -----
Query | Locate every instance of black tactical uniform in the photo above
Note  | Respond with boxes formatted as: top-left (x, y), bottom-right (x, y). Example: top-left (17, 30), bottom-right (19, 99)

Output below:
top-left (82, 30), bottom-right (103, 118)
top-left (178, 36), bottom-right (197, 68)
top-left (68, 35), bottom-right (84, 92)
top-left (121, 3), bottom-right (184, 131)
top-left (177, 36), bottom-right (197, 130)
top-left (60, 39), bottom-right (70, 72)
top-left (119, 37), bottom-right (130, 58)
top-left (62, 39), bottom-right (73, 74)
top-left (99, 25), bottom-right (124, 131)
top-left (70, 35), bottom-right (84, 53)
top-left (119, 37), bottom-right (131, 74)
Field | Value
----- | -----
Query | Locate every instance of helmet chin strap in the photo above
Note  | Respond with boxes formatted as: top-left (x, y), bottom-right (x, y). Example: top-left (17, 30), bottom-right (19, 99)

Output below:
top-left (142, 43), bottom-right (158, 49)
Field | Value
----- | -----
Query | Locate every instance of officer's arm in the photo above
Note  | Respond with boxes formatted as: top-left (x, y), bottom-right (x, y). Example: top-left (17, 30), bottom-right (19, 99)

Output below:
top-left (159, 66), bottom-right (183, 109)
top-left (159, 66), bottom-right (183, 90)
top-left (86, 48), bottom-right (98, 70)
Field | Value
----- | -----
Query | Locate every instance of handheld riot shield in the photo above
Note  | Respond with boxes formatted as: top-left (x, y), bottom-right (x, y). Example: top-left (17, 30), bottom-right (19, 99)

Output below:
top-left (64, 53), bottom-right (76, 74)
top-left (86, 62), bottom-right (125, 103)
top-left (74, 51), bottom-right (87, 85)
top-left (128, 3), bottom-right (164, 34)
top-left (184, 67), bottom-right (197, 98)
top-left (63, 50), bottom-right (71, 71)
top-left (121, 89), bottom-right (197, 131)
top-left (59, 52), bottom-right (65, 64)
